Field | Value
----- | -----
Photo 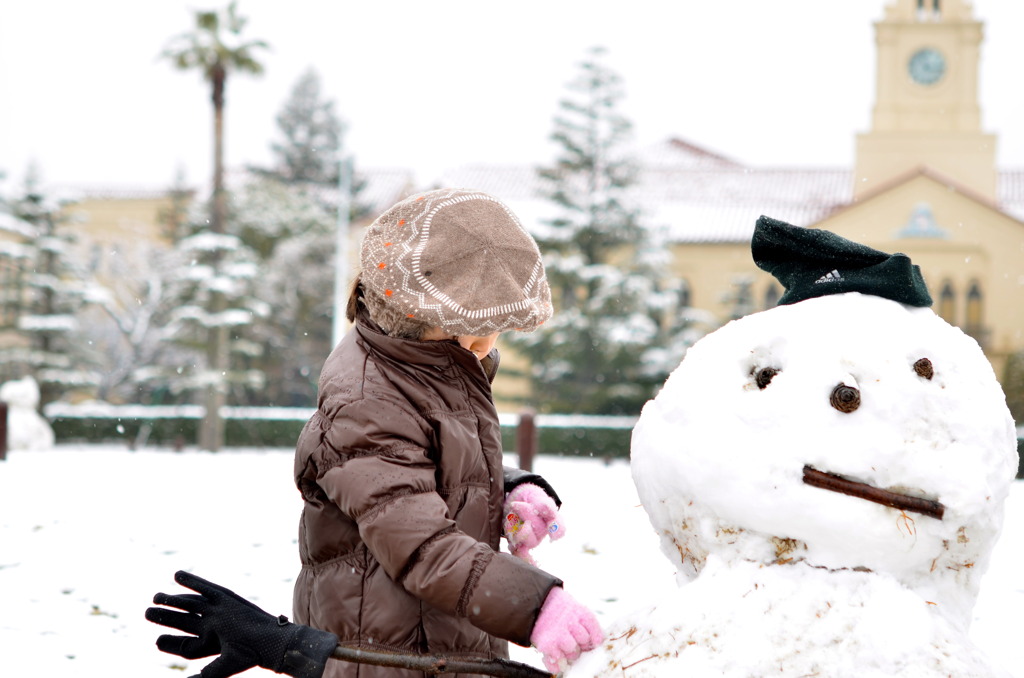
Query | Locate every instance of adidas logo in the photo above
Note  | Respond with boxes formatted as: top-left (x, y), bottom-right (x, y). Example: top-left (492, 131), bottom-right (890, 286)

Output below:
top-left (814, 269), bottom-right (844, 284)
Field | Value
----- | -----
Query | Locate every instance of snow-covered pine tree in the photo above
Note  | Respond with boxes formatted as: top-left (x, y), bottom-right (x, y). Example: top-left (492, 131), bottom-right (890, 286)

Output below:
top-left (2, 170), bottom-right (101, 406)
top-left (256, 67), bottom-right (370, 216)
top-left (511, 46), bottom-right (698, 415)
top-left (229, 175), bottom-right (337, 406)
top-left (157, 199), bottom-right (266, 432)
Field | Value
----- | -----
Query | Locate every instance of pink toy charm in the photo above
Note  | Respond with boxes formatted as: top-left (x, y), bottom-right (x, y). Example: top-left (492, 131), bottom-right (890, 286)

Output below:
top-left (530, 586), bottom-right (604, 674)
top-left (503, 483), bottom-right (565, 565)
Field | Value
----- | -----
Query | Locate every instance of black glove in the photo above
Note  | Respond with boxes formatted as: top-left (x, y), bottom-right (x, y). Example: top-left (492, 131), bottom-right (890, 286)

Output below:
top-left (145, 570), bottom-right (338, 678)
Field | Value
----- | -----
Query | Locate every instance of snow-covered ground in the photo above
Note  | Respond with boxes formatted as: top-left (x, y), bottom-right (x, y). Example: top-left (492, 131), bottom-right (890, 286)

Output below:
top-left (1, 445), bottom-right (1021, 676)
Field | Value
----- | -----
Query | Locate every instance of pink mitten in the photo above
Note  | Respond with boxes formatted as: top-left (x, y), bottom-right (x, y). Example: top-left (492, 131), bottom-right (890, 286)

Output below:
top-left (530, 587), bottom-right (604, 674)
top-left (503, 483), bottom-right (565, 564)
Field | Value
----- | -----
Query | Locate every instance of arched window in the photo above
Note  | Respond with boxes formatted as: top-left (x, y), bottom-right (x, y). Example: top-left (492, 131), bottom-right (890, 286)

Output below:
top-left (917, 0), bottom-right (940, 19)
top-left (937, 281), bottom-right (955, 324)
top-left (965, 281), bottom-right (986, 347)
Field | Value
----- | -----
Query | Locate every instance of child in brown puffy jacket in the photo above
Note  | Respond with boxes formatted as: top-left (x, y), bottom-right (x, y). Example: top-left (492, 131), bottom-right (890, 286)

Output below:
top-left (149, 188), bottom-right (603, 678)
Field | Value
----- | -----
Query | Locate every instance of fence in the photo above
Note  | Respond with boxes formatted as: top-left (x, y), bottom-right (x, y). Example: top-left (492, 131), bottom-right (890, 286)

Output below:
top-left (20, 403), bottom-right (1024, 477)
top-left (0, 402), bottom-right (6, 461)
top-left (40, 403), bottom-right (637, 469)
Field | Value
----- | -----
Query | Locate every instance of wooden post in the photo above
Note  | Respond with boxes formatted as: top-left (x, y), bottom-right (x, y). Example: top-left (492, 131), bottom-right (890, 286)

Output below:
top-left (517, 408), bottom-right (537, 472)
top-left (0, 402), bottom-right (7, 461)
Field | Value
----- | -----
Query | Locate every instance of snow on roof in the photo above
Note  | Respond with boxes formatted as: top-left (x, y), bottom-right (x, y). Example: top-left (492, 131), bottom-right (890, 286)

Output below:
top-left (439, 139), bottom-right (853, 244)
top-left (228, 166), bottom-right (415, 220)
top-left (53, 166), bottom-right (414, 221)
top-left (441, 139), bottom-right (1024, 244)
top-left (354, 167), bottom-right (416, 216)
top-left (48, 185), bottom-right (185, 201)
top-left (437, 164), bottom-right (542, 201)
top-left (634, 137), bottom-right (744, 170)
top-left (46, 142), bottom-right (1024, 239)
top-left (635, 166), bottom-right (853, 242)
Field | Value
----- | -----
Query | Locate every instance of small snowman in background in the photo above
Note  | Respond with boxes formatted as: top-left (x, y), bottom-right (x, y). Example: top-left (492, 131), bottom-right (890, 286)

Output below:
top-left (0, 375), bottom-right (55, 451)
top-left (571, 217), bottom-right (1018, 677)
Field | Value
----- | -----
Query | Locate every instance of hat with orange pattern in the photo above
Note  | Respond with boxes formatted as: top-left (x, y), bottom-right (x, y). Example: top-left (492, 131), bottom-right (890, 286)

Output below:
top-left (360, 188), bottom-right (553, 338)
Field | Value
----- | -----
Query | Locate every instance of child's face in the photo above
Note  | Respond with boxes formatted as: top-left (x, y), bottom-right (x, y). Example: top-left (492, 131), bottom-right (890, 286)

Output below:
top-left (421, 328), bottom-right (500, 361)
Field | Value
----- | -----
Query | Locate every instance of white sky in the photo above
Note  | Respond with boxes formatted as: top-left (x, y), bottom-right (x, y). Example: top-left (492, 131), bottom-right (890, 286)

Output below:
top-left (2, 0), bottom-right (1023, 191)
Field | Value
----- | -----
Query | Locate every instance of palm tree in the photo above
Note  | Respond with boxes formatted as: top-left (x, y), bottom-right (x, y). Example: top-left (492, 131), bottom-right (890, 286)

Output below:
top-left (161, 1), bottom-right (268, 451)
top-left (162, 0), bottom-right (267, 233)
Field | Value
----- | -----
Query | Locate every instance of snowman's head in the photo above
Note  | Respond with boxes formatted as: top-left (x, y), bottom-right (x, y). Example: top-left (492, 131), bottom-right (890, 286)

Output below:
top-left (631, 218), bottom-right (1017, 626)
top-left (0, 376), bottom-right (41, 409)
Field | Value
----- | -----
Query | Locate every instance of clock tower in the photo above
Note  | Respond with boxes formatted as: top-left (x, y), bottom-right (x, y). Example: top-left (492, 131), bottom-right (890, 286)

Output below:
top-left (854, 0), bottom-right (996, 199)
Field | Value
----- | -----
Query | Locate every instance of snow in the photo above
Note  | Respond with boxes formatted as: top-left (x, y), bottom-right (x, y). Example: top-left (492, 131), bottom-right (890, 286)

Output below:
top-left (1, 291), bottom-right (1020, 677)
top-left (0, 444), bottom-right (1020, 677)
top-left (179, 232), bottom-right (243, 254)
top-left (16, 313), bottom-right (78, 332)
top-left (0, 242), bottom-right (34, 262)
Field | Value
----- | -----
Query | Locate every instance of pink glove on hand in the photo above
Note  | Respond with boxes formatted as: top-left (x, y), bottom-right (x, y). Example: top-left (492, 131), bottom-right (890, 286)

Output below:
top-left (503, 483), bottom-right (565, 565)
top-left (530, 587), bottom-right (604, 674)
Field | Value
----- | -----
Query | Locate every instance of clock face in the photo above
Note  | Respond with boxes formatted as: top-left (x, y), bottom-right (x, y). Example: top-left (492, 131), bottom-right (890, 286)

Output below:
top-left (908, 48), bottom-right (946, 86)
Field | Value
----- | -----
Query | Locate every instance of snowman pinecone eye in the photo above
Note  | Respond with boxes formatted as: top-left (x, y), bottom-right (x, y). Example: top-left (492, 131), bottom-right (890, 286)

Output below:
top-left (913, 357), bottom-right (934, 380)
top-left (754, 367), bottom-right (779, 390)
top-left (830, 383), bottom-right (861, 413)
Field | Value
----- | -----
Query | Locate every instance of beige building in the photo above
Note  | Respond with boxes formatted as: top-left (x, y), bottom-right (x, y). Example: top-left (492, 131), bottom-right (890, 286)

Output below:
top-left (766, 0), bottom-right (1021, 377)
top-left (61, 189), bottom-right (186, 292)
top-left (444, 0), bottom-right (1024, 384)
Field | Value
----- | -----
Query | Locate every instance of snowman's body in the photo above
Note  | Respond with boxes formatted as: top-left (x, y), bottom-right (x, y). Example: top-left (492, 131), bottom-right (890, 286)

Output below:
top-left (572, 293), bottom-right (1017, 677)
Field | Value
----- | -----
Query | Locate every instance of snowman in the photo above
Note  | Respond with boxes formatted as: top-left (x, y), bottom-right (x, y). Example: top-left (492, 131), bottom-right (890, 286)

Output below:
top-left (0, 375), bottom-right (55, 451)
top-left (571, 216), bottom-right (1018, 677)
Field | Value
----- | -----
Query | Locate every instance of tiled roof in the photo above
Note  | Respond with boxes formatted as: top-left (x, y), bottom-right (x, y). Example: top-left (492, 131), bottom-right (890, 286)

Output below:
top-left (48, 185), bottom-right (181, 201)
top-left (635, 166), bottom-right (853, 243)
top-left (440, 138), bottom-right (1024, 243)
top-left (634, 138), bottom-right (743, 170)
top-left (226, 167), bottom-right (416, 219)
top-left (439, 138), bottom-right (853, 243)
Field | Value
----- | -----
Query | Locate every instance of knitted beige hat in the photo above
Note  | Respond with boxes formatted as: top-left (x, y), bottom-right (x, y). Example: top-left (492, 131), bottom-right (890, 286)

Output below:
top-left (360, 188), bottom-right (553, 337)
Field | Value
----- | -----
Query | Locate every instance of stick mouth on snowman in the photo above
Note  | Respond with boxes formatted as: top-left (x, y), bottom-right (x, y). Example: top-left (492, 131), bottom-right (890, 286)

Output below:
top-left (802, 465), bottom-right (945, 521)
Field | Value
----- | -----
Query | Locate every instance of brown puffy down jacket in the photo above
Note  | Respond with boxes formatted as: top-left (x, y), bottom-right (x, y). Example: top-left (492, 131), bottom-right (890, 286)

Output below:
top-left (292, 314), bottom-right (562, 678)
